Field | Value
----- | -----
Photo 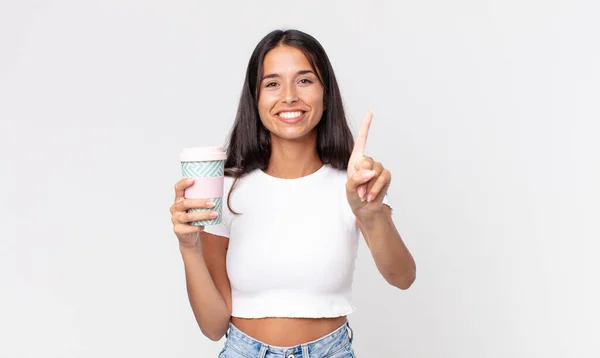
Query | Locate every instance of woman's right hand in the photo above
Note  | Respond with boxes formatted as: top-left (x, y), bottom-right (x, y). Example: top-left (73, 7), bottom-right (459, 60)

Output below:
top-left (170, 178), bottom-right (218, 249)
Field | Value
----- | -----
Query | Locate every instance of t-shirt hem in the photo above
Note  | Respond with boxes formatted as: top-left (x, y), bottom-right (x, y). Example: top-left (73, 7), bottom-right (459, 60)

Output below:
top-left (231, 307), bottom-right (356, 319)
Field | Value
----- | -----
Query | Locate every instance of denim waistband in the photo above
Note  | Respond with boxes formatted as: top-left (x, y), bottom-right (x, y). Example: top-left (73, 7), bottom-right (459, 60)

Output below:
top-left (223, 320), bottom-right (353, 358)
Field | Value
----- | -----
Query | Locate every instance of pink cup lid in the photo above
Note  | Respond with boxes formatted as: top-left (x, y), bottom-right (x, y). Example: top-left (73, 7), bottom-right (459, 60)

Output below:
top-left (180, 147), bottom-right (227, 162)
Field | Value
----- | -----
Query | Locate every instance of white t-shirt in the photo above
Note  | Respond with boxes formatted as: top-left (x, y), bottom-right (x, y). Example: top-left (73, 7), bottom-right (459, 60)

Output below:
top-left (203, 164), bottom-right (391, 318)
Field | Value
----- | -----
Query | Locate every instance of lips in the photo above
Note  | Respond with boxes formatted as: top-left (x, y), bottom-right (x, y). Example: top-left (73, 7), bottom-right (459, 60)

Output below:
top-left (275, 110), bottom-right (307, 124)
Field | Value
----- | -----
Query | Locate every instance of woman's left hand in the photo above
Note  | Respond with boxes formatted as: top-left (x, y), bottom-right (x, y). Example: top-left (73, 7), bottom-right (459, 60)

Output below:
top-left (346, 111), bottom-right (392, 218)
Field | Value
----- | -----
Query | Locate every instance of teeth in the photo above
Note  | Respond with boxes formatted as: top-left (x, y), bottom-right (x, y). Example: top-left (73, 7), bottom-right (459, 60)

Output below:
top-left (279, 111), bottom-right (303, 119)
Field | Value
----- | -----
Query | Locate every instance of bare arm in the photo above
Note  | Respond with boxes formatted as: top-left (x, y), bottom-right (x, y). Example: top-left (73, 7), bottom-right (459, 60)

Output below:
top-left (357, 204), bottom-right (416, 289)
top-left (171, 178), bottom-right (233, 340)
top-left (345, 112), bottom-right (416, 290)
top-left (179, 232), bottom-right (232, 341)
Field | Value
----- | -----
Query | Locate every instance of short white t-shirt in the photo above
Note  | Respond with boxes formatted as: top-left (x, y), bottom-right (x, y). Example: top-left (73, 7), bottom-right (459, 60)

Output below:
top-left (203, 164), bottom-right (391, 318)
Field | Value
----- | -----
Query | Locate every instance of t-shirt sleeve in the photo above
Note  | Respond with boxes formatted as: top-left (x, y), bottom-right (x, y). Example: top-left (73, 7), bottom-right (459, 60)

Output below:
top-left (382, 194), bottom-right (393, 214)
top-left (202, 220), bottom-right (229, 238)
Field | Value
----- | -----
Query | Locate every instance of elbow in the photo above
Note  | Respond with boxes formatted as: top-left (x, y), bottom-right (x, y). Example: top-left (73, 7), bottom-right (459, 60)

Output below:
top-left (204, 331), bottom-right (224, 342)
top-left (396, 272), bottom-right (416, 290)
top-left (201, 327), bottom-right (226, 342)
top-left (199, 317), bottom-right (230, 342)
top-left (386, 269), bottom-right (416, 290)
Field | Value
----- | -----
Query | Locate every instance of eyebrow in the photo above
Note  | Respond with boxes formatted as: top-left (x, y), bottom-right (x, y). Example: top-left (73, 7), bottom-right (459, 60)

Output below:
top-left (261, 70), bottom-right (316, 81)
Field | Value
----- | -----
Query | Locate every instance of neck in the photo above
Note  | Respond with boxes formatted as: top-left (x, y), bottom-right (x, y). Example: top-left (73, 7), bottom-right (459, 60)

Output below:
top-left (266, 132), bottom-right (323, 179)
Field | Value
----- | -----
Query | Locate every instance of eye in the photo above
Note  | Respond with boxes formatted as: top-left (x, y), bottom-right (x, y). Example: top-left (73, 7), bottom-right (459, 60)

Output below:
top-left (298, 78), bottom-right (313, 84)
top-left (265, 82), bottom-right (279, 88)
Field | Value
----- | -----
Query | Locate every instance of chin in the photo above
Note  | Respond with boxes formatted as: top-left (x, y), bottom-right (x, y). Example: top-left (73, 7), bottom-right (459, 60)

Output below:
top-left (271, 128), bottom-right (317, 142)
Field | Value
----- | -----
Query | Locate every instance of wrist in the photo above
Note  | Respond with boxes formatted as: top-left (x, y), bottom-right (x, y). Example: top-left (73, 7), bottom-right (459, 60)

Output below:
top-left (179, 242), bottom-right (203, 255)
top-left (355, 208), bottom-right (388, 229)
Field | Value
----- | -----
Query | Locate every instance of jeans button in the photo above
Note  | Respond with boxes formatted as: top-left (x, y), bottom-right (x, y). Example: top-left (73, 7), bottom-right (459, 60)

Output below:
top-left (287, 355), bottom-right (296, 358)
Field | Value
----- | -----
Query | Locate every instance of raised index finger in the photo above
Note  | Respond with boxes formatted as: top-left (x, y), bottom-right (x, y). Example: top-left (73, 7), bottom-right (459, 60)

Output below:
top-left (352, 111), bottom-right (373, 156)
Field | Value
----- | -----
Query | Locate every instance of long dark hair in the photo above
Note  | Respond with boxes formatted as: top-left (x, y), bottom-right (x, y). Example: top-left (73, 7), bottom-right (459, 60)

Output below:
top-left (224, 29), bottom-right (354, 213)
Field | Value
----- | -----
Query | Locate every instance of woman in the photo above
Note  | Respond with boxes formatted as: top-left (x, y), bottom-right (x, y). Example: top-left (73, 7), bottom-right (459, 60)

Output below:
top-left (170, 29), bottom-right (416, 357)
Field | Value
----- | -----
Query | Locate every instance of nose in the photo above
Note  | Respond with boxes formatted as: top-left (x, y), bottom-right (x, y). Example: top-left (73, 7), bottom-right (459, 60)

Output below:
top-left (281, 84), bottom-right (298, 104)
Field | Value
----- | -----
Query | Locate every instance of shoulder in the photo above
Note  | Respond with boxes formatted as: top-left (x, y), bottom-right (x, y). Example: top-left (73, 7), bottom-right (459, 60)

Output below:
top-left (320, 165), bottom-right (348, 187)
top-left (222, 169), bottom-right (263, 205)
top-left (223, 169), bottom-right (260, 188)
top-left (321, 164), bottom-right (347, 177)
top-left (223, 174), bottom-right (235, 188)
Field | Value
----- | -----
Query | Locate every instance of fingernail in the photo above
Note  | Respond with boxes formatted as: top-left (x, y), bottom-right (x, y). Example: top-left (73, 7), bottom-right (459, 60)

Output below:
top-left (361, 170), bottom-right (375, 178)
top-left (367, 194), bottom-right (375, 202)
top-left (210, 211), bottom-right (219, 218)
top-left (206, 200), bottom-right (215, 208)
top-left (358, 186), bottom-right (366, 199)
top-left (186, 178), bottom-right (194, 184)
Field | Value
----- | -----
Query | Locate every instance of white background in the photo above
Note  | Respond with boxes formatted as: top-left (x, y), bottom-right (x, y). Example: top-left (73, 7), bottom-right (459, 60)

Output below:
top-left (1, 0), bottom-right (599, 357)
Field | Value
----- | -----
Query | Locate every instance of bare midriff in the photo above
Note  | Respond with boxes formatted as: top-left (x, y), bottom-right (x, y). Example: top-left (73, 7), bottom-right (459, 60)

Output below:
top-left (230, 316), bottom-right (348, 346)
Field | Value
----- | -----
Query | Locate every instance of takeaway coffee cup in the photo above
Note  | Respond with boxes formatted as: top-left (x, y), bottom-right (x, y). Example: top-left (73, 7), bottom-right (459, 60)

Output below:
top-left (180, 147), bottom-right (227, 226)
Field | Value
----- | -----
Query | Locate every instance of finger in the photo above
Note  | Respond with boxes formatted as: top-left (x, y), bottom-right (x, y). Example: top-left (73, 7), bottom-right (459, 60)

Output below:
top-left (351, 111), bottom-right (373, 156)
top-left (346, 169), bottom-right (376, 192)
top-left (174, 178), bottom-right (195, 201)
top-left (185, 210), bottom-right (219, 223)
top-left (366, 169), bottom-right (391, 203)
top-left (355, 157), bottom-right (375, 199)
top-left (365, 162), bottom-right (384, 198)
top-left (358, 185), bottom-right (366, 200)
top-left (174, 198), bottom-right (216, 212)
top-left (174, 210), bottom-right (219, 225)
top-left (355, 156), bottom-right (373, 171)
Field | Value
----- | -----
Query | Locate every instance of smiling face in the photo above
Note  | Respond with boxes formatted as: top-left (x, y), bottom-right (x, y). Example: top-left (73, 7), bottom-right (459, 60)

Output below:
top-left (257, 45), bottom-right (325, 142)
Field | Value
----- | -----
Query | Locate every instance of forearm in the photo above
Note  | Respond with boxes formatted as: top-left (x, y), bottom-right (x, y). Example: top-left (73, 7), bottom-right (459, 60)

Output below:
top-left (357, 208), bottom-right (416, 289)
top-left (179, 245), bottom-right (231, 341)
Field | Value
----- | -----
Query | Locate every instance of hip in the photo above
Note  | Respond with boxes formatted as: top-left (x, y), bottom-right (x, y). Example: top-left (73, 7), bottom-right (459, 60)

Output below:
top-left (219, 320), bottom-right (356, 358)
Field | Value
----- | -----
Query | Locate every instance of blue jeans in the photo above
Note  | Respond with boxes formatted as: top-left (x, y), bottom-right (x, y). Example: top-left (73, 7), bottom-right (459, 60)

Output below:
top-left (218, 321), bottom-right (356, 358)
